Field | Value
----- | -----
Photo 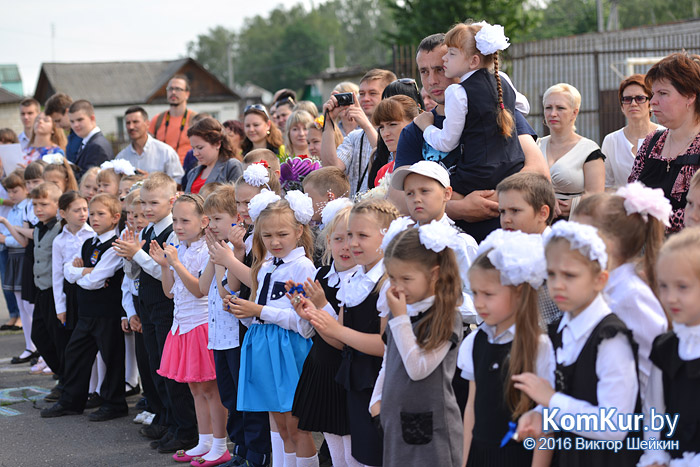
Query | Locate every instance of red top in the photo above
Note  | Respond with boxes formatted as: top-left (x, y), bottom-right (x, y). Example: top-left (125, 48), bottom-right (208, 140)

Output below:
top-left (190, 172), bottom-right (206, 194)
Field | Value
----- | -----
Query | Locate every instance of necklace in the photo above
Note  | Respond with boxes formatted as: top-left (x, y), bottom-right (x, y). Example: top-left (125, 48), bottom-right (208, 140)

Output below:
top-left (664, 131), bottom-right (697, 172)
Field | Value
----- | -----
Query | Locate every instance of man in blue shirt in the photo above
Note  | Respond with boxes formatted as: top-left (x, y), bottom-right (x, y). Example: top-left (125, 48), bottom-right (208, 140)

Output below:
top-left (394, 34), bottom-right (548, 242)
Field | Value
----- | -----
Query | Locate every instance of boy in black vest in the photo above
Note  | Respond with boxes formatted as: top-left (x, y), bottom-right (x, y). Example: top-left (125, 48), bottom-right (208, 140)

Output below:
top-left (41, 194), bottom-right (128, 421)
top-left (113, 172), bottom-right (197, 453)
top-left (28, 182), bottom-right (66, 403)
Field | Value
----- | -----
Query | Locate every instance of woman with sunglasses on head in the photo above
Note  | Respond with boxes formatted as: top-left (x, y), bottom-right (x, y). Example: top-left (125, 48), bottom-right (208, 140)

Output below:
top-left (241, 104), bottom-right (285, 159)
top-left (602, 75), bottom-right (662, 189)
top-left (628, 52), bottom-right (700, 232)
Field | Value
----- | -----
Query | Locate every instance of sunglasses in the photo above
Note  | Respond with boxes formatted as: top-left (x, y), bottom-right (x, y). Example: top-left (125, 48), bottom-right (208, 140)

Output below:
top-left (621, 95), bottom-right (650, 105)
top-left (244, 104), bottom-right (270, 119)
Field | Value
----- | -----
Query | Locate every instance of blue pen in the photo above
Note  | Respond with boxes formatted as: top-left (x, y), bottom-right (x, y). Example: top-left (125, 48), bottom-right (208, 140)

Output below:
top-left (500, 421), bottom-right (518, 447)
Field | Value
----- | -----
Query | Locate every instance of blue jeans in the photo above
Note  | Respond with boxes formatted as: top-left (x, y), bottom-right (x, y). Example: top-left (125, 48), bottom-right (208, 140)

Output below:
top-left (0, 248), bottom-right (20, 318)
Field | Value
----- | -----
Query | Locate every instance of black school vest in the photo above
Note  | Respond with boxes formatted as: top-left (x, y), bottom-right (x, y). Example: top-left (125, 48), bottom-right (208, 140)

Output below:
top-left (548, 313), bottom-right (641, 466)
top-left (76, 235), bottom-right (123, 318)
top-left (455, 68), bottom-right (524, 192)
top-left (138, 224), bottom-right (174, 308)
top-left (649, 331), bottom-right (700, 458)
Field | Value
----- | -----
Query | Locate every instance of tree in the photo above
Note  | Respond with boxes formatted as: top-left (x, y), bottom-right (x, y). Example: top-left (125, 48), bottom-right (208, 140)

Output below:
top-left (381, 0), bottom-right (540, 46)
top-left (187, 26), bottom-right (236, 86)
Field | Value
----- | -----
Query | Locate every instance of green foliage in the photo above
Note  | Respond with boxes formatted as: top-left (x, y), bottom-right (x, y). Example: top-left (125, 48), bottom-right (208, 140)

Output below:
top-left (381, 0), bottom-right (540, 46)
top-left (186, 0), bottom-right (394, 94)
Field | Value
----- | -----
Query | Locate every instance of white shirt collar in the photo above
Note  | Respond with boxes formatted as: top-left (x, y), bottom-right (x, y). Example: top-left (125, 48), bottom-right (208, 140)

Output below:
top-left (130, 134), bottom-right (154, 155)
top-left (363, 260), bottom-right (385, 282)
top-left (82, 126), bottom-right (101, 145)
top-left (415, 213), bottom-right (452, 227)
top-left (63, 222), bottom-right (94, 236)
top-left (151, 214), bottom-right (173, 236)
top-left (95, 228), bottom-right (119, 244)
top-left (673, 322), bottom-right (700, 360)
top-left (406, 295), bottom-right (435, 317)
top-left (267, 246), bottom-right (305, 266)
top-left (338, 260), bottom-right (385, 307)
top-left (479, 322), bottom-right (516, 344)
top-left (605, 262), bottom-right (635, 294)
top-left (557, 294), bottom-right (610, 340)
top-left (542, 226), bottom-right (552, 238)
top-left (460, 70), bottom-right (478, 82)
top-left (324, 263), bottom-right (361, 287)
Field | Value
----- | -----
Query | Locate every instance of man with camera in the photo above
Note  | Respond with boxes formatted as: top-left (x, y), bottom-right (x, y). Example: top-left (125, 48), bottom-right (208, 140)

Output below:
top-left (320, 69), bottom-right (396, 196)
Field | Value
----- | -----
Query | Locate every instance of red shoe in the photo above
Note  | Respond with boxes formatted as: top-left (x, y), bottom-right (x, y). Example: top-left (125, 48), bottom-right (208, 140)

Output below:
top-left (190, 450), bottom-right (231, 467)
top-left (173, 450), bottom-right (195, 462)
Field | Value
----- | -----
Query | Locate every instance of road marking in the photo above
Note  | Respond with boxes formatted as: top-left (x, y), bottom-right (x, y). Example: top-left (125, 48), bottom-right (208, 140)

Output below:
top-left (0, 386), bottom-right (50, 403)
top-left (0, 407), bottom-right (21, 416)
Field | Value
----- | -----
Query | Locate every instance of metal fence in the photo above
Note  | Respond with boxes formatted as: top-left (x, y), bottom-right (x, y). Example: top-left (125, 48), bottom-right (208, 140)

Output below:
top-left (390, 19), bottom-right (700, 144)
top-left (507, 19), bottom-right (700, 143)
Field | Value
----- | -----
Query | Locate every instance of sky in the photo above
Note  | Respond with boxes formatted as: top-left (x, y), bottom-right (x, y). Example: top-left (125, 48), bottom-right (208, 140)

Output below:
top-left (3, 0), bottom-right (310, 96)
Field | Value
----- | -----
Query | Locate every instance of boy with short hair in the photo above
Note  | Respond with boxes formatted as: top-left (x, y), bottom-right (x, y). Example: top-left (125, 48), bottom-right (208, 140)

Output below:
top-left (45, 92), bottom-right (82, 162)
top-left (496, 172), bottom-right (555, 235)
top-left (68, 99), bottom-right (113, 174)
top-left (302, 166), bottom-right (351, 224)
top-left (27, 182), bottom-right (68, 401)
top-left (41, 194), bottom-right (128, 421)
top-left (113, 172), bottom-right (197, 453)
top-left (201, 185), bottom-right (271, 467)
top-left (496, 172), bottom-right (560, 326)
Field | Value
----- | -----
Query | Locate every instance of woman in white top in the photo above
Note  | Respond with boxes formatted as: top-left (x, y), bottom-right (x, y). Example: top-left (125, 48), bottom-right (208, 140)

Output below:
top-left (537, 83), bottom-right (605, 219)
top-left (601, 74), bottom-right (661, 189)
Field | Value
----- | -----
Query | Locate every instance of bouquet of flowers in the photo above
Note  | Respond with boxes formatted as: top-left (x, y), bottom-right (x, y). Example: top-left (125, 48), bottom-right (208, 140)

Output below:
top-left (279, 154), bottom-right (321, 192)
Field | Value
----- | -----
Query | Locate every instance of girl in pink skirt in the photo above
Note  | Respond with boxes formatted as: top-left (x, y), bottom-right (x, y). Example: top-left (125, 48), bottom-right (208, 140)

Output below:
top-left (151, 193), bottom-right (230, 467)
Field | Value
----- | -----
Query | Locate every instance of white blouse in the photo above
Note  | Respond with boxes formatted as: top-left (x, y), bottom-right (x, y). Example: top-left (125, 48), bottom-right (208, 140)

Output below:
top-left (207, 260), bottom-right (240, 350)
top-left (601, 128), bottom-right (644, 189)
top-left (603, 262), bottom-right (667, 400)
top-left (169, 237), bottom-right (210, 335)
top-left (539, 136), bottom-right (602, 199)
top-left (549, 294), bottom-right (638, 440)
top-left (51, 223), bottom-right (94, 316)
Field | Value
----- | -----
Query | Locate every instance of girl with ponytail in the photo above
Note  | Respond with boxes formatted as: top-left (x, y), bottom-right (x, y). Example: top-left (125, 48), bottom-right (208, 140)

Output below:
top-left (573, 182), bottom-right (669, 404)
top-left (457, 229), bottom-right (554, 466)
top-left (413, 20), bottom-right (528, 201)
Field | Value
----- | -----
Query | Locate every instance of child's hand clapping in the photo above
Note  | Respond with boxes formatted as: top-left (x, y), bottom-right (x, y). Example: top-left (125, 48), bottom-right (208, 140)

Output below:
top-left (227, 296), bottom-right (263, 319)
top-left (149, 240), bottom-right (168, 266)
top-left (113, 229), bottom-right (145, 259)
top-left (308, 306), bottom-right (342, 339)
top-left (163, 243), bottom-right (179, 266)
top-left (208, 239), bottom-right (235, 266)
top-left (228, 223), bottom-right (246, 254)
top-left (386, 286), bottom-right (407, 317)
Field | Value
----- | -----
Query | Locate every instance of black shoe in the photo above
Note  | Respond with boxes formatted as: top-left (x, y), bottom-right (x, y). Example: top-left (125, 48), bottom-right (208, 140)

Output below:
top-left (140, 423), bottom-right (168, 439)
top-left (43, 386), bottom-right (62, 402)
top-left (135, 397), bottom-right (148, 411)
top-left (220, 455), bottom-right (247, 467)
top-left (11, 350), bottom-right (39, 364)
top-left (88, 405), bottom-right (128, 422)
top-left (157, 436), bottom-right (198, 454)
top-left (85, 392), bottom-right (104, 409)
top-left (125, 383), bottom-right (141, 397)
top-left (40, 402), bottom-right (81, 418)
top-left (150, 432), bottom-right (172, 449)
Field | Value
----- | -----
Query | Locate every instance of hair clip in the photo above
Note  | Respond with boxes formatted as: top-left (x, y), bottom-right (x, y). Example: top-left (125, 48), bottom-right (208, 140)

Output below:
top-left (285, 190), bottom-right (314, 225)
top-left (615, 181), bottom-right (671, 227)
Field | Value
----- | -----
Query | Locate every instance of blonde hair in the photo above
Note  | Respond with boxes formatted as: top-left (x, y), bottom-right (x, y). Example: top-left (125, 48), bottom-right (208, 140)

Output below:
top-left (43, 158), bottom-right (79, 192)
top-left (350, 198), bottom-right (400, 231)
top-left (333, 81), bottom-right (359, 95)
top-left (250, 200), bottom-right (314, 299)
top-left (285, 110), bottom-right (315, 157)
top-left (659, 227), bottom-right (700, 281)
top-left (243, 149), bottom-right (281, 172)
top-left (142, 172), bottom-right (177, 197)
top-left (543, 83), bottom-right (582, 112)
top-left (203, 184), bottom-right (237, 217)
top-left (320, 205), bottom-right (352, 265)
top-left (444, 21), bottom-right (514, 137)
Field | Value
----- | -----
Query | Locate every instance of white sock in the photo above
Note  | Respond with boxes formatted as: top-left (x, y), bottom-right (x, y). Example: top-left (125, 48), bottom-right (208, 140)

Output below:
top-left (323, 433), bottom-right (346, 467)
top-left (343, 435), bottom-right (364, 467)
top-left (186, 433), bottom-right (213, 457)
top-left (271, 431), bottom-right (285, 467)
top-left (283, 451), bottom-right (296, 467)
top-left (202, 437), bottom-right (228, 461)
top-left (296, 453), bottom-right (319, 467)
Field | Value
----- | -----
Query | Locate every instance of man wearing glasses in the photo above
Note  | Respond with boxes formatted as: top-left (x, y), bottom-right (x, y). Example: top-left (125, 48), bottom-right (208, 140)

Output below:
top-left (149, 75), bottom-right (197, 165)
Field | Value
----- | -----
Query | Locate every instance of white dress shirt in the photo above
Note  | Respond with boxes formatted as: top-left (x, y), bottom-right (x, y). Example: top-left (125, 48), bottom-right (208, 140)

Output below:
top-left (207, 259), bottom-right (241, 350)
top-left (52, 222), bottom-right (95, 316)
top-left (639, 323), bottom-right (700, 467)
top-left (131, 214), bottom-right (178, 280)
top-left (603, 262), bottom-right (667, 400)
top-left (19, 131), bottom-right (30, 151)
top-left (319, 263), bottom-right (361, 319)
top-left (116, 135), bottom-right (185, 183)
top-left (337, 260), bottom-right (387, 309)
top-left (121, 274), bottom-right (138, 320)
top-left (254, 246), bottom-right (317, 337)
top-left (80, 126), bottom-right (101, 149)
top-left (423, 71), bottom-right (530, 153)
top-left (64, 228), bottom-right (123, 290)
top-left (548, 294), bottom-right (638, 441)
top-left (602, 128), bottom-right (643, 189)
top-left (168, 237), bottom-right (210, 335)
top-left (336, 128), bottom-right (376, 196)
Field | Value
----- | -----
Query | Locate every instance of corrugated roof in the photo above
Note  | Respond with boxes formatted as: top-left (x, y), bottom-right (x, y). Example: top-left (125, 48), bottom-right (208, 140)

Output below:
top-left (0, 86), bottom-right (21, 104)
top-left (40, 59), bottom-right (189, 106)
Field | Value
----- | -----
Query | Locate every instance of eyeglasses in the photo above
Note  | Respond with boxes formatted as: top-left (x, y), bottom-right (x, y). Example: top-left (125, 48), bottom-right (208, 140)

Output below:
top-left (244, 104), bottom-right (270, 119)
top-left (621, 95), bottom-right (649, 105)
top-left (167, 86), bottom-right (187, 93)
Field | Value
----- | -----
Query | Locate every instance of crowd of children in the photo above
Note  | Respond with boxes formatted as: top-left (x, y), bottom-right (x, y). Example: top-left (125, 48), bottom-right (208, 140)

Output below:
top-left (3, 19), bottom-right (699, 467)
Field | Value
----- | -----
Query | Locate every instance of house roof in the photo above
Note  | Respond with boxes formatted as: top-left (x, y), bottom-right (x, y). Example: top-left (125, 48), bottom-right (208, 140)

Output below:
top-left (0, 87), bottom-right (21, 105)
top-left (0, 65), bottom-right (21, 84)
top-left (34, 58), bottom-right (240, 107)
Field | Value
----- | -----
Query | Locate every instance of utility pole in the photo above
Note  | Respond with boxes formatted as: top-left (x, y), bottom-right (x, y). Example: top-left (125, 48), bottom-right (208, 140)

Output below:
top-left (51, 23), bottom-right (56, 61)
top-left (227, 41), bottom-right (234, 89)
